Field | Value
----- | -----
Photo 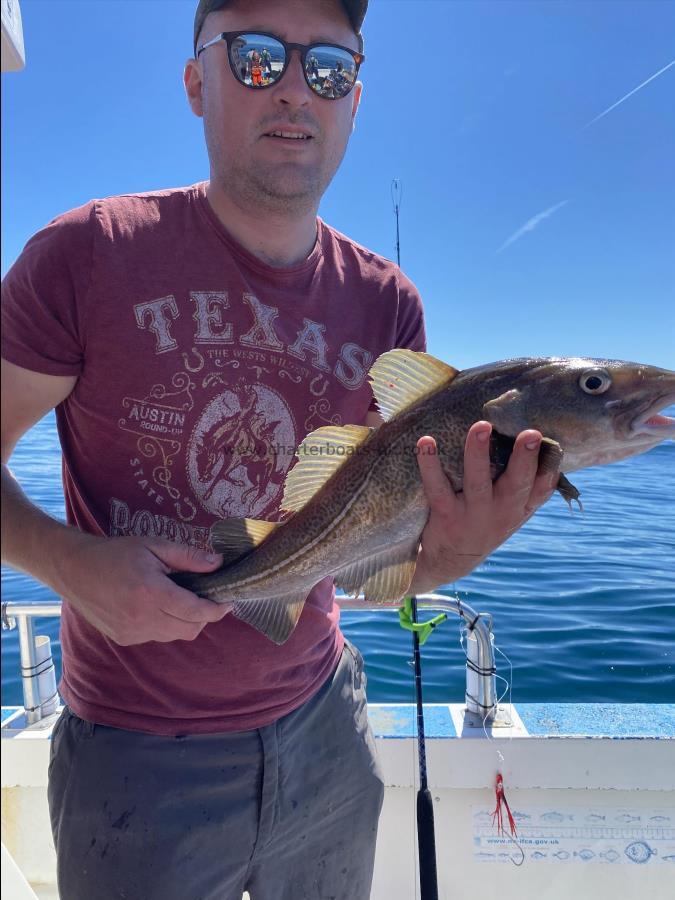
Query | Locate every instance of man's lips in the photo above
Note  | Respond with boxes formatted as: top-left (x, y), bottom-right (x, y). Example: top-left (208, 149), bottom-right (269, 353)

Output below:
top-left (261, 125), bottom-right (316, 142)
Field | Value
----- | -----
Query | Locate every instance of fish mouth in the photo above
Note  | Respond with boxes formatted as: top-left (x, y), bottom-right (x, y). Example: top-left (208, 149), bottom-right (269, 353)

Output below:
top-left (630, 393), bottom-right (675, 438)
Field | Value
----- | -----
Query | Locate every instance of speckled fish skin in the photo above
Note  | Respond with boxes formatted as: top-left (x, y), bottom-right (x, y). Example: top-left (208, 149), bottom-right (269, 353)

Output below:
top-left (173, 354), bottom-right (675, 641)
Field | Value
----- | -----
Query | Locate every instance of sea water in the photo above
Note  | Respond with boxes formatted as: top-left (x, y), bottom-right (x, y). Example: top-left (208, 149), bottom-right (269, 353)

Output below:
top-left (2, 412), bottom-right (673, 706)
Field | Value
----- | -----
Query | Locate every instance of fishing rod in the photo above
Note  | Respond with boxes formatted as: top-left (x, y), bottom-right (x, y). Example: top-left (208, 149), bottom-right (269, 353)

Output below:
top-left (409, 596), bottom-right (440, 900)
top-left (392, 176), bottom-right (441, 899)
top-left (391, 178), bottom-right (402, 267)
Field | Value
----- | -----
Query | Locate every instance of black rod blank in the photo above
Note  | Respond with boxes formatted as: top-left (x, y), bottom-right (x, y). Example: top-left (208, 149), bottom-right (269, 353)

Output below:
top-left (410, 596), bottom-right (439, 900)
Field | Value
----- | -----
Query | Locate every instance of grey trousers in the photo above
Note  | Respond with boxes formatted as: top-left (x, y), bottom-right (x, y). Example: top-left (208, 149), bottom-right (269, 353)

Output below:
top-left (48, 641), bottom-right (384, 900)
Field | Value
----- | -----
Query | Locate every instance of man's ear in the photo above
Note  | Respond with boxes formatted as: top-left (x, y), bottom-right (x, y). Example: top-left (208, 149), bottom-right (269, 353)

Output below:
top-left (184, 58), bottom-right (204, 117)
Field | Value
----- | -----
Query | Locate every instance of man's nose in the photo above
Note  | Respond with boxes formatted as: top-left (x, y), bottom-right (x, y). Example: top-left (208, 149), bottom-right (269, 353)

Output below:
top-left (274, 50), bottom-right (311, 105)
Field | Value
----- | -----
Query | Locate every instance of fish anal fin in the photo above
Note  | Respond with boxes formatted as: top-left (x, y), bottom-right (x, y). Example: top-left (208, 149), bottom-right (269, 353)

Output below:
top-left (281, 424), bottom-right (373, 514)
top-left (334, 540), bottom-right (420, 603)
top-left (232, 593), bottom-right (308, 645)
top-left (362, 558), bottom-right (418, 603)
top-left (369, 349), bottom-right (459, 422)
top-left (210, 518), bottom-right (280, 565)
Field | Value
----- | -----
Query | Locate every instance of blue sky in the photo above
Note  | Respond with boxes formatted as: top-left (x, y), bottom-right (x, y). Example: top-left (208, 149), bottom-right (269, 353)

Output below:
top-left (2, 0), bottom-right (674, 370)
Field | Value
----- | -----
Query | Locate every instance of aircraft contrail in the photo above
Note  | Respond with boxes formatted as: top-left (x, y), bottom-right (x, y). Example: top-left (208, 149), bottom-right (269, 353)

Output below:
top-left (497, 200), bottom-right (569, 253)
top-left (585, 59), bottom-right (675, 128)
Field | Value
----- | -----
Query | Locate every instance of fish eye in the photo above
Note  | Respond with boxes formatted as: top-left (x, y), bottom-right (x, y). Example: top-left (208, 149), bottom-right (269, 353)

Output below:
top-left (579, 370), bottom-right (611, 394)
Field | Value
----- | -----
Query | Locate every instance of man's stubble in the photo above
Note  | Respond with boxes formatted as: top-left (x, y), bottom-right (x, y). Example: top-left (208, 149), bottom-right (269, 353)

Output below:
top-left (203, 108), bottom-right (348, 218)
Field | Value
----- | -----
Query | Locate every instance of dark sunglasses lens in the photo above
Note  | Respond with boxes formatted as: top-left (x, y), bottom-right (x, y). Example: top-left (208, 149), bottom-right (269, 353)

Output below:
top-left (305, 46), bottom-right (358, 98)
top-left (230, 34), bottom-right (285, 88)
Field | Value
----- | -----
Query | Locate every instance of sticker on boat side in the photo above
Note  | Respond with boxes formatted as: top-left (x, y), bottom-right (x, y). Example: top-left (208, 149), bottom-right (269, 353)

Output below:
top-left (471, 806), bottom-right (675, 865)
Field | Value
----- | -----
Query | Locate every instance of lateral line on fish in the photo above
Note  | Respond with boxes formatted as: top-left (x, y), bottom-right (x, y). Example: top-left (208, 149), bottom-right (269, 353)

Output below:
top-left (224, 427), bottom-right (413, 592)
top-left (223, 461), bottom-right (378, 591)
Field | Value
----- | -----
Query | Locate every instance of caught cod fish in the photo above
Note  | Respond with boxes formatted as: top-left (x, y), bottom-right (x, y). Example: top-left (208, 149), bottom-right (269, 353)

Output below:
top-left (173, 351), bottom-right (675, 643)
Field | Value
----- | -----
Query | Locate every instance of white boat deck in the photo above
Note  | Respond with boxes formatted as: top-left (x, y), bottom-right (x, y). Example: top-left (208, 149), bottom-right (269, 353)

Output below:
top-left (3, 701), bottom-right (674, 899)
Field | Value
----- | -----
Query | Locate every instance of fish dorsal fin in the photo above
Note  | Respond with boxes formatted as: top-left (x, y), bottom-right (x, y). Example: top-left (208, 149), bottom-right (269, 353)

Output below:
top-left (210, 517), bottom-right (280, 564)
top-left (369, 349), bottom-right (459, 422)
top-left (281, 424), bottom-right (373, 514)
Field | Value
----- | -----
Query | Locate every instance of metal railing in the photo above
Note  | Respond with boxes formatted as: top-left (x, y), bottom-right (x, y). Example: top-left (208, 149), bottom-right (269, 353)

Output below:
top-left (2, 594), bottom-right (498, 727)
top-left (338, 594), bottom-right (498, 718)
top-left (2, 601), bottom-right (62, 724)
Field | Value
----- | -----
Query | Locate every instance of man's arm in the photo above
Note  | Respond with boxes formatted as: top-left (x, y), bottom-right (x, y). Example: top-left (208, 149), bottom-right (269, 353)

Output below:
top-left (364, 411), bottom-right (558, 592)
top-left (1, 359), bottom-right (230, 645)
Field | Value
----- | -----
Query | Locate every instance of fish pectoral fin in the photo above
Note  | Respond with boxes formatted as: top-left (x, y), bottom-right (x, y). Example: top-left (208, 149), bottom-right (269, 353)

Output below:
top-left (232, 593), bottom-right (309, 645)
top-left (334, 540), bottom-right (420, 603)
top-left (210, 518), bottom-right (281, 564)
top-left (535, 440), bottom-right (582, 510)
top-left (281, 424), bottom-right (373, 514)
top-left (556, 473), bottom-right (583, 511)
top-left (369, 349), bottom-right (459, 422)
top-left (538, 437), bottom-right (564, 477)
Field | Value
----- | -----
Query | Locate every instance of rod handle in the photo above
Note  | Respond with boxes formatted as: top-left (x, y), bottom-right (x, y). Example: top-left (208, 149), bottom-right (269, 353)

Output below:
top-left (417, 787), bottom-right (439, 900)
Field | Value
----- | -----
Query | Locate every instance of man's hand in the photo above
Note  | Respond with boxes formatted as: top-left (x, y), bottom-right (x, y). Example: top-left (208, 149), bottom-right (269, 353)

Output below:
top-left (52, 535), bottom-right (230, 646)
top-left (1, 360), bottom-right (231, 648)
top-left (409, 421), bottom-right (559, 593)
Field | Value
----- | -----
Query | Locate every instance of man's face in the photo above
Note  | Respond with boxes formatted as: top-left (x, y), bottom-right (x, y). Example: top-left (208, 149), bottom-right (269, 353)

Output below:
top-left (185, 0), bottom-right (362, 216)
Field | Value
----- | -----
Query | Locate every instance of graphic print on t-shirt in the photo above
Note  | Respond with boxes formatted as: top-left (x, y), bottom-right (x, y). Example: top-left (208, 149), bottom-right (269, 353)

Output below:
top-left (118, 369), bottom-right (197, 522)
top-left (187, 380), bottom-right (295, 518)
top-left (114, 289), bottom-right (374, 534)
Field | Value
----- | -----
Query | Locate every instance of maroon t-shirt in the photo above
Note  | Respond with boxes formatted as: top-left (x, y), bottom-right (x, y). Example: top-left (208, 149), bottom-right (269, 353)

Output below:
top-left (1, 183), bottom-right (426, 734)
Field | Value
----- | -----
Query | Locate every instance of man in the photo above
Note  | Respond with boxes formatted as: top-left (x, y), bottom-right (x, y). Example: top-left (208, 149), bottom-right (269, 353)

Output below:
top-left (260, 45), bottom-right (273, 78)
top-left (1, 1), bottom-right (557, 898)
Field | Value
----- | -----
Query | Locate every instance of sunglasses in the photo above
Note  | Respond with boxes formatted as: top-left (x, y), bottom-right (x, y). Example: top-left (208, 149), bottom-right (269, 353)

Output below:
top-left (196, 31), bottom-right (364, 100)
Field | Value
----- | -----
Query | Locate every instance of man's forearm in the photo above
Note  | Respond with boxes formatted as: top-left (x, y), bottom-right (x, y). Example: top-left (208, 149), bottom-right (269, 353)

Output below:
top-left (1, 463), bottom-right (96, 593)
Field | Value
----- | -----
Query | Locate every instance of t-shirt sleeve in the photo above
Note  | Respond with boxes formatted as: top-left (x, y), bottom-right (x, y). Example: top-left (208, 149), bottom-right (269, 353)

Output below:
top-left (1, 202), bottom-right (96, 376)
top-left (395, 269), bottom-right (426, 352)
top-left (367, 268), bottom-right (427, 413)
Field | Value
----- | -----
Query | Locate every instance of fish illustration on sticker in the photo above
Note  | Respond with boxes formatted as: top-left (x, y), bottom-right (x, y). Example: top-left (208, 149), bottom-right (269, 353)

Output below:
top-left (541, 812), bottom-right (571, 823)
top-left (624, 841), bottom-right (655, 864)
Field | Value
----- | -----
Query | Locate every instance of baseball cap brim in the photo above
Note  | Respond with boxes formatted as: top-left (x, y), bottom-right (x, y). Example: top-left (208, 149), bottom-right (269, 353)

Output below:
top-left (193, 0), bottom-right (368, 56)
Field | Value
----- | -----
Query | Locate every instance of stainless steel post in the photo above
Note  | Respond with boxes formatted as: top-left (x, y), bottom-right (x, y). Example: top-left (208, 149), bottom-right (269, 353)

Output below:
top-left (16, 614), bottom-right (42, 724)
top-left (464, 624), bottom-right (497, 717)
top-left (3, 602), bottom-right (64, 725)
top-left (336, 593), bottom-right (498, 719)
